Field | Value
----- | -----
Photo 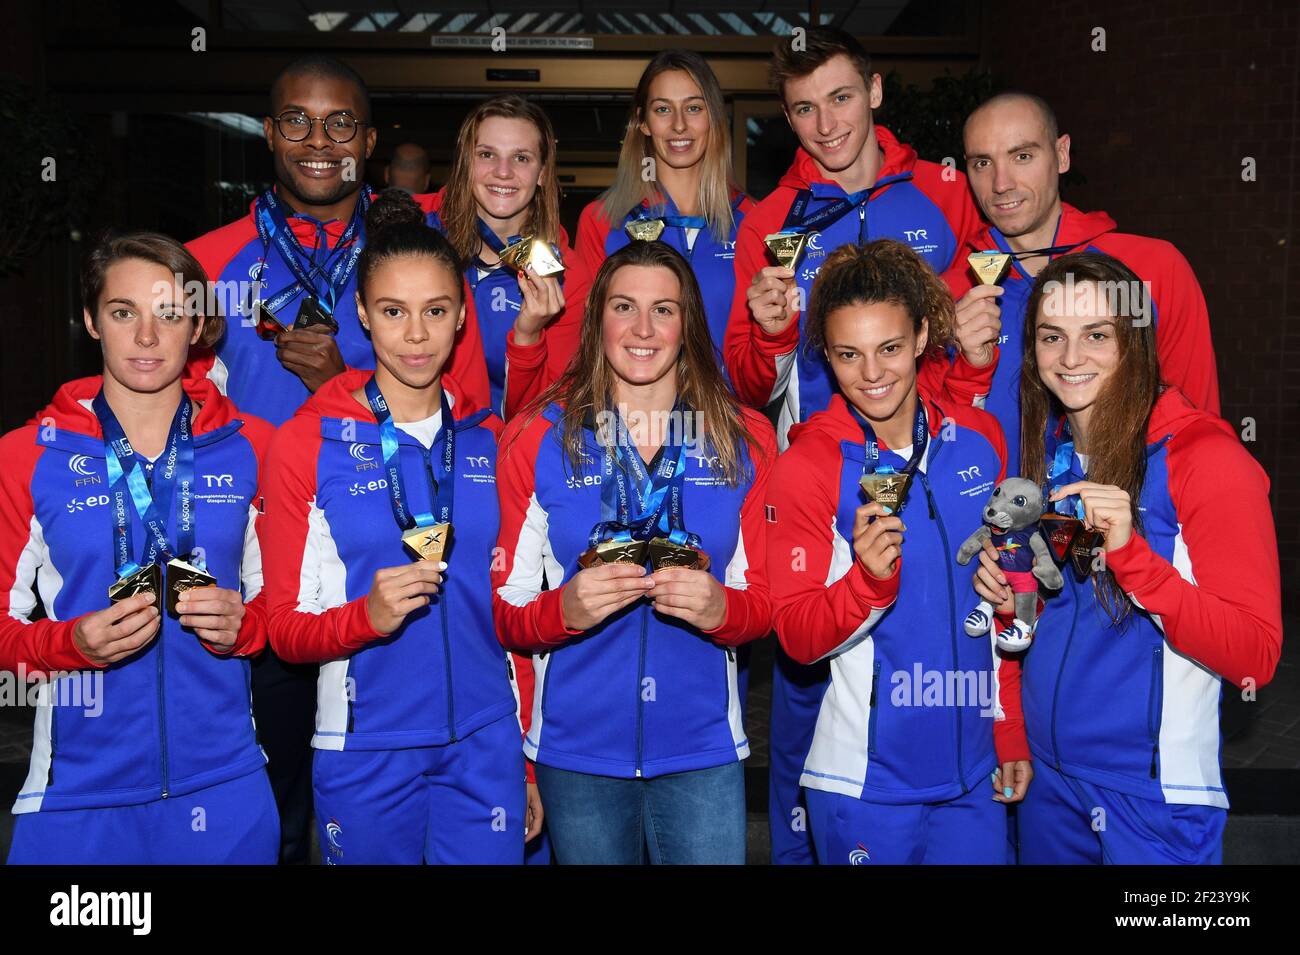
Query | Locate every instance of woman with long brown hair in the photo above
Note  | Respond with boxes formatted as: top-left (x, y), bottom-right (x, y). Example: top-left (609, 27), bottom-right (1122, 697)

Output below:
top-left (972, 251), bottom-right (1282, 864)
top-left (503, 49), bottom-right (754, 419)
top-left (492, 240), bottom-right (775, 864)
top-left (427, 94), bottom-right (571, 417)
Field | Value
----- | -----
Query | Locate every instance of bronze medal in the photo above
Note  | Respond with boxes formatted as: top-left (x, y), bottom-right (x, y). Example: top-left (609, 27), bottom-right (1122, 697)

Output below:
top-left (165, 556), bottom-right (218, 617)
top-left (647, 537), bottom-right (710, 572)
top-left (254, 301), bottom-right (288, 341)
top-left (968, 251), bottom-right (1013, 286)
top-left (858, 471), bottom-right (913, 516)
top-left (1039, 513), bottom-right (1083, 563)
top-left (624, 219), bottom-right (665, 243)
top-left (1069, 528), bottom-right (1105, 577)
top-left (108, 563), bottom-right (163, 616)
top-left (763, 231), bottom-right (810, 271)
top-left (578, 538), bottom-right (649, 569)
top-left (402, 522), bottom-right (453, 563)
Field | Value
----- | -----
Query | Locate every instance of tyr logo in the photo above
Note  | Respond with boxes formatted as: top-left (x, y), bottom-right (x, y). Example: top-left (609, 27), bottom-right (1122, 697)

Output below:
top-left (691, 453), bottom-right (719, 468)
top-left (204, 474), bottom-right (235, 488)
top-left (957, 466), bottom-right (982, 482)
top-left (466, 455), bottom-right (490, 469)
top-left (904, 229), bottom-right (929, 242)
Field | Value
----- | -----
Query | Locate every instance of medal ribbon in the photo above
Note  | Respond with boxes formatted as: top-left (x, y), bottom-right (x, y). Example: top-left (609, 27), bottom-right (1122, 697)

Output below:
top-left (849, 399), bottom-right (929, 483)
top-left (251, 188), bottom-right (371, 318)
top-left (364, 376), bottom-right (456, 532)
top-left (781, 173), bottom-right (913, 239)
top-left (1046, 422), bottom-right (1087, 520)
top-left (589, 403), bottom-right (700, 549)
top-left (93, 390), bottom-right (197, 577)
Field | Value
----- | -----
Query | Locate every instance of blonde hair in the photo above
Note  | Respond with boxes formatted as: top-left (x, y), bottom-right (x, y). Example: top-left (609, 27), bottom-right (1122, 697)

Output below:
top-left (601, 50), bottom-right (738, 244)
top-left (440, 95), bottom-right (562, 264)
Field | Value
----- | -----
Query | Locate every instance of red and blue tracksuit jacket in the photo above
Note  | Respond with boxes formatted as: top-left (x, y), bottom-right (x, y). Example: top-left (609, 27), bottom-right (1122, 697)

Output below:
top-left (724, 126), bottom-right (983, 445)
top-left (502, 191), bottom-right (755, 421)
top-left (186, 190), bottom-right (490, 426)
top-left (259, 369), bottom-right (524, 752)
top-left (0, 377), bottom-right (272, 812)
top-left (424, 189), bottom-right (575, 419)
top-left (942, 203), bottom-right (1221, 471)
top-left (1023, 386), bottom-right (1281, 809)
top-left (766, 388), bottom-right (1030, 804)
top-left (492, 402), bottom-right (776, 778)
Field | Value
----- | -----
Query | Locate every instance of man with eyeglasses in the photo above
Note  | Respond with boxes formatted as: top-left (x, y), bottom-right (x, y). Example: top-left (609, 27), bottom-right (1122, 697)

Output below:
top-left (184, 55), bottom-right (487, 864)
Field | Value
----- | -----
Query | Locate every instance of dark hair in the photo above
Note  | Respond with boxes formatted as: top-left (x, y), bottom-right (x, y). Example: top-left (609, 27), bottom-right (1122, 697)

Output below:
top-left (522, 240), bottom-right (757, 487)
top-left (1020, 251), bottom-right (1160, 627)
top-left (966, 90), bottom-right (1060, 145)
top-left (270, 54), bottom-right (371, 121)
top-left (80, 230), bottom-right (224, 349)
top-left (805, 239), bottom-right (954, 358)
top-left (770, 26), bottom-right (873, 101)
top-left (357, 188), bottom-right (464, 302)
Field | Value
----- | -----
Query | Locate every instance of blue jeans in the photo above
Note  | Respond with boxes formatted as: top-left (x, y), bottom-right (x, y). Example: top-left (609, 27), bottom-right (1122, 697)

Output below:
top-left (535, 761), bottom-right (746, 864)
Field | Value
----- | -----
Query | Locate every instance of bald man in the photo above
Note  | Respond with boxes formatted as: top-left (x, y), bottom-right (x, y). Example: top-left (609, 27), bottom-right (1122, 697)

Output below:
top-left (945, 91), bottom-right (1220, 471)
top-left (385, 143), bottom-right (432, 194)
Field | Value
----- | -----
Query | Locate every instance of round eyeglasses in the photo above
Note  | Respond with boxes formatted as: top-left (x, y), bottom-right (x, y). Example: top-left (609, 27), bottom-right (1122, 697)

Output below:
top-left (274, 110), bottom-right (368, 144)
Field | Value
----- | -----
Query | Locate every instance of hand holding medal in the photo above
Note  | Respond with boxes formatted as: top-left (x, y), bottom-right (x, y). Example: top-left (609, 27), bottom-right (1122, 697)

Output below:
top-left (74, 592), bottom-right (161, 667)
top-left (1049, 480), bottom-right (1133, 558)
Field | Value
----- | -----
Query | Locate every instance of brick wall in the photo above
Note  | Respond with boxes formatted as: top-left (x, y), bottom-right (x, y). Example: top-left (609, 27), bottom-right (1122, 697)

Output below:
top-left (981, 0), bottom-right (1299, 599)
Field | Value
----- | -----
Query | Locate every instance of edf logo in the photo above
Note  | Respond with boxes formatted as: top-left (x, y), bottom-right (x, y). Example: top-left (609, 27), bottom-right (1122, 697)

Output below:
top-left (904, 229), bottom-right (929, 242)
top-left (204, 474), bottom-right (235, 488)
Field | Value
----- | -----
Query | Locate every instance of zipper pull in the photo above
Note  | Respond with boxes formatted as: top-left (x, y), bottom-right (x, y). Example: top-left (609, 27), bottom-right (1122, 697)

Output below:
top-left (725, 647), bottom-right (735, 662)
top-left (505, 655), bottom-right (515, 680)
top-left (1150, 744), bottom-right (1159, 779)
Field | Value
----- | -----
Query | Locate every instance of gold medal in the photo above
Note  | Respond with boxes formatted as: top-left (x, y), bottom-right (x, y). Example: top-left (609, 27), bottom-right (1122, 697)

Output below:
top-left (108, 563), bottom-right (163, 615)
top-left (859, 471), bottom-right (913, 516)
top-left (647, 537), bottom-right (710, 572)
top-left (165, 556), bottom-right (218, 617)
top-left (764, 231), bottom-right (809, 271)
top-left (499, 236), bottom-right (565, 276)
top-left (578, 538), bottom-right (649, 569)
top-left (624, 219), bottom-right (665, 243)
top-left (968, 251), bottom-right (1012, 286)
top-left (402, 522), bottom-right (453, 563)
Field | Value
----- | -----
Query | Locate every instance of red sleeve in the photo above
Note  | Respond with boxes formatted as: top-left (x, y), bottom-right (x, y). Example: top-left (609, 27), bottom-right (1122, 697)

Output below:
top-left (0, 430), bottom-right (99, 675)
top-left (1104, 421), bottom-right (1280, 689)
top-left (724, 200), bottom-right (801, 409)
top-left (700, 411), bottom-right (777, 647)
top-left (766, 430), bottom-right (901, 664)
top-left (446, 277), bottom-right (491, 413)
top-left (1148, 243), bottom-right (1220, 415)
top-left (202, 415), bottom-right (276, 659)
top-left (909, 161), bottom-right (984, 273)
top-left (261, 416), bottom-right (385, 663)
top-left (507, 650), bottom-right (537, 783)
top-left (491, 415), bottom-right (582, 651)
top-left (916, 348), bottom-right (998, 411)
top-left (502, 222), bottom-right (591, 421)
top-left (993, 651), bottom-right (1030, 763)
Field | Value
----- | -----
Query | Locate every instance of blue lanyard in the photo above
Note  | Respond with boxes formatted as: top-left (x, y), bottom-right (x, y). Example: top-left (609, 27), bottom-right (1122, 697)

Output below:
top-left (93, 391), bottom-right (197, 577)
top-left (849, 399), bottom-right (929, 481)
top-left (251, 188), bottom-right (370, 316)
top-left (627, 203), bottom-right (708, 261)
top-left (364, 376), bottom-right (455, 531)
top-left (1046, 421), bottom-right (1087, 520)
top-left (590, 403), bottom-right (699, 549)
top-left (781, 173), bottom-right (913, 239)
